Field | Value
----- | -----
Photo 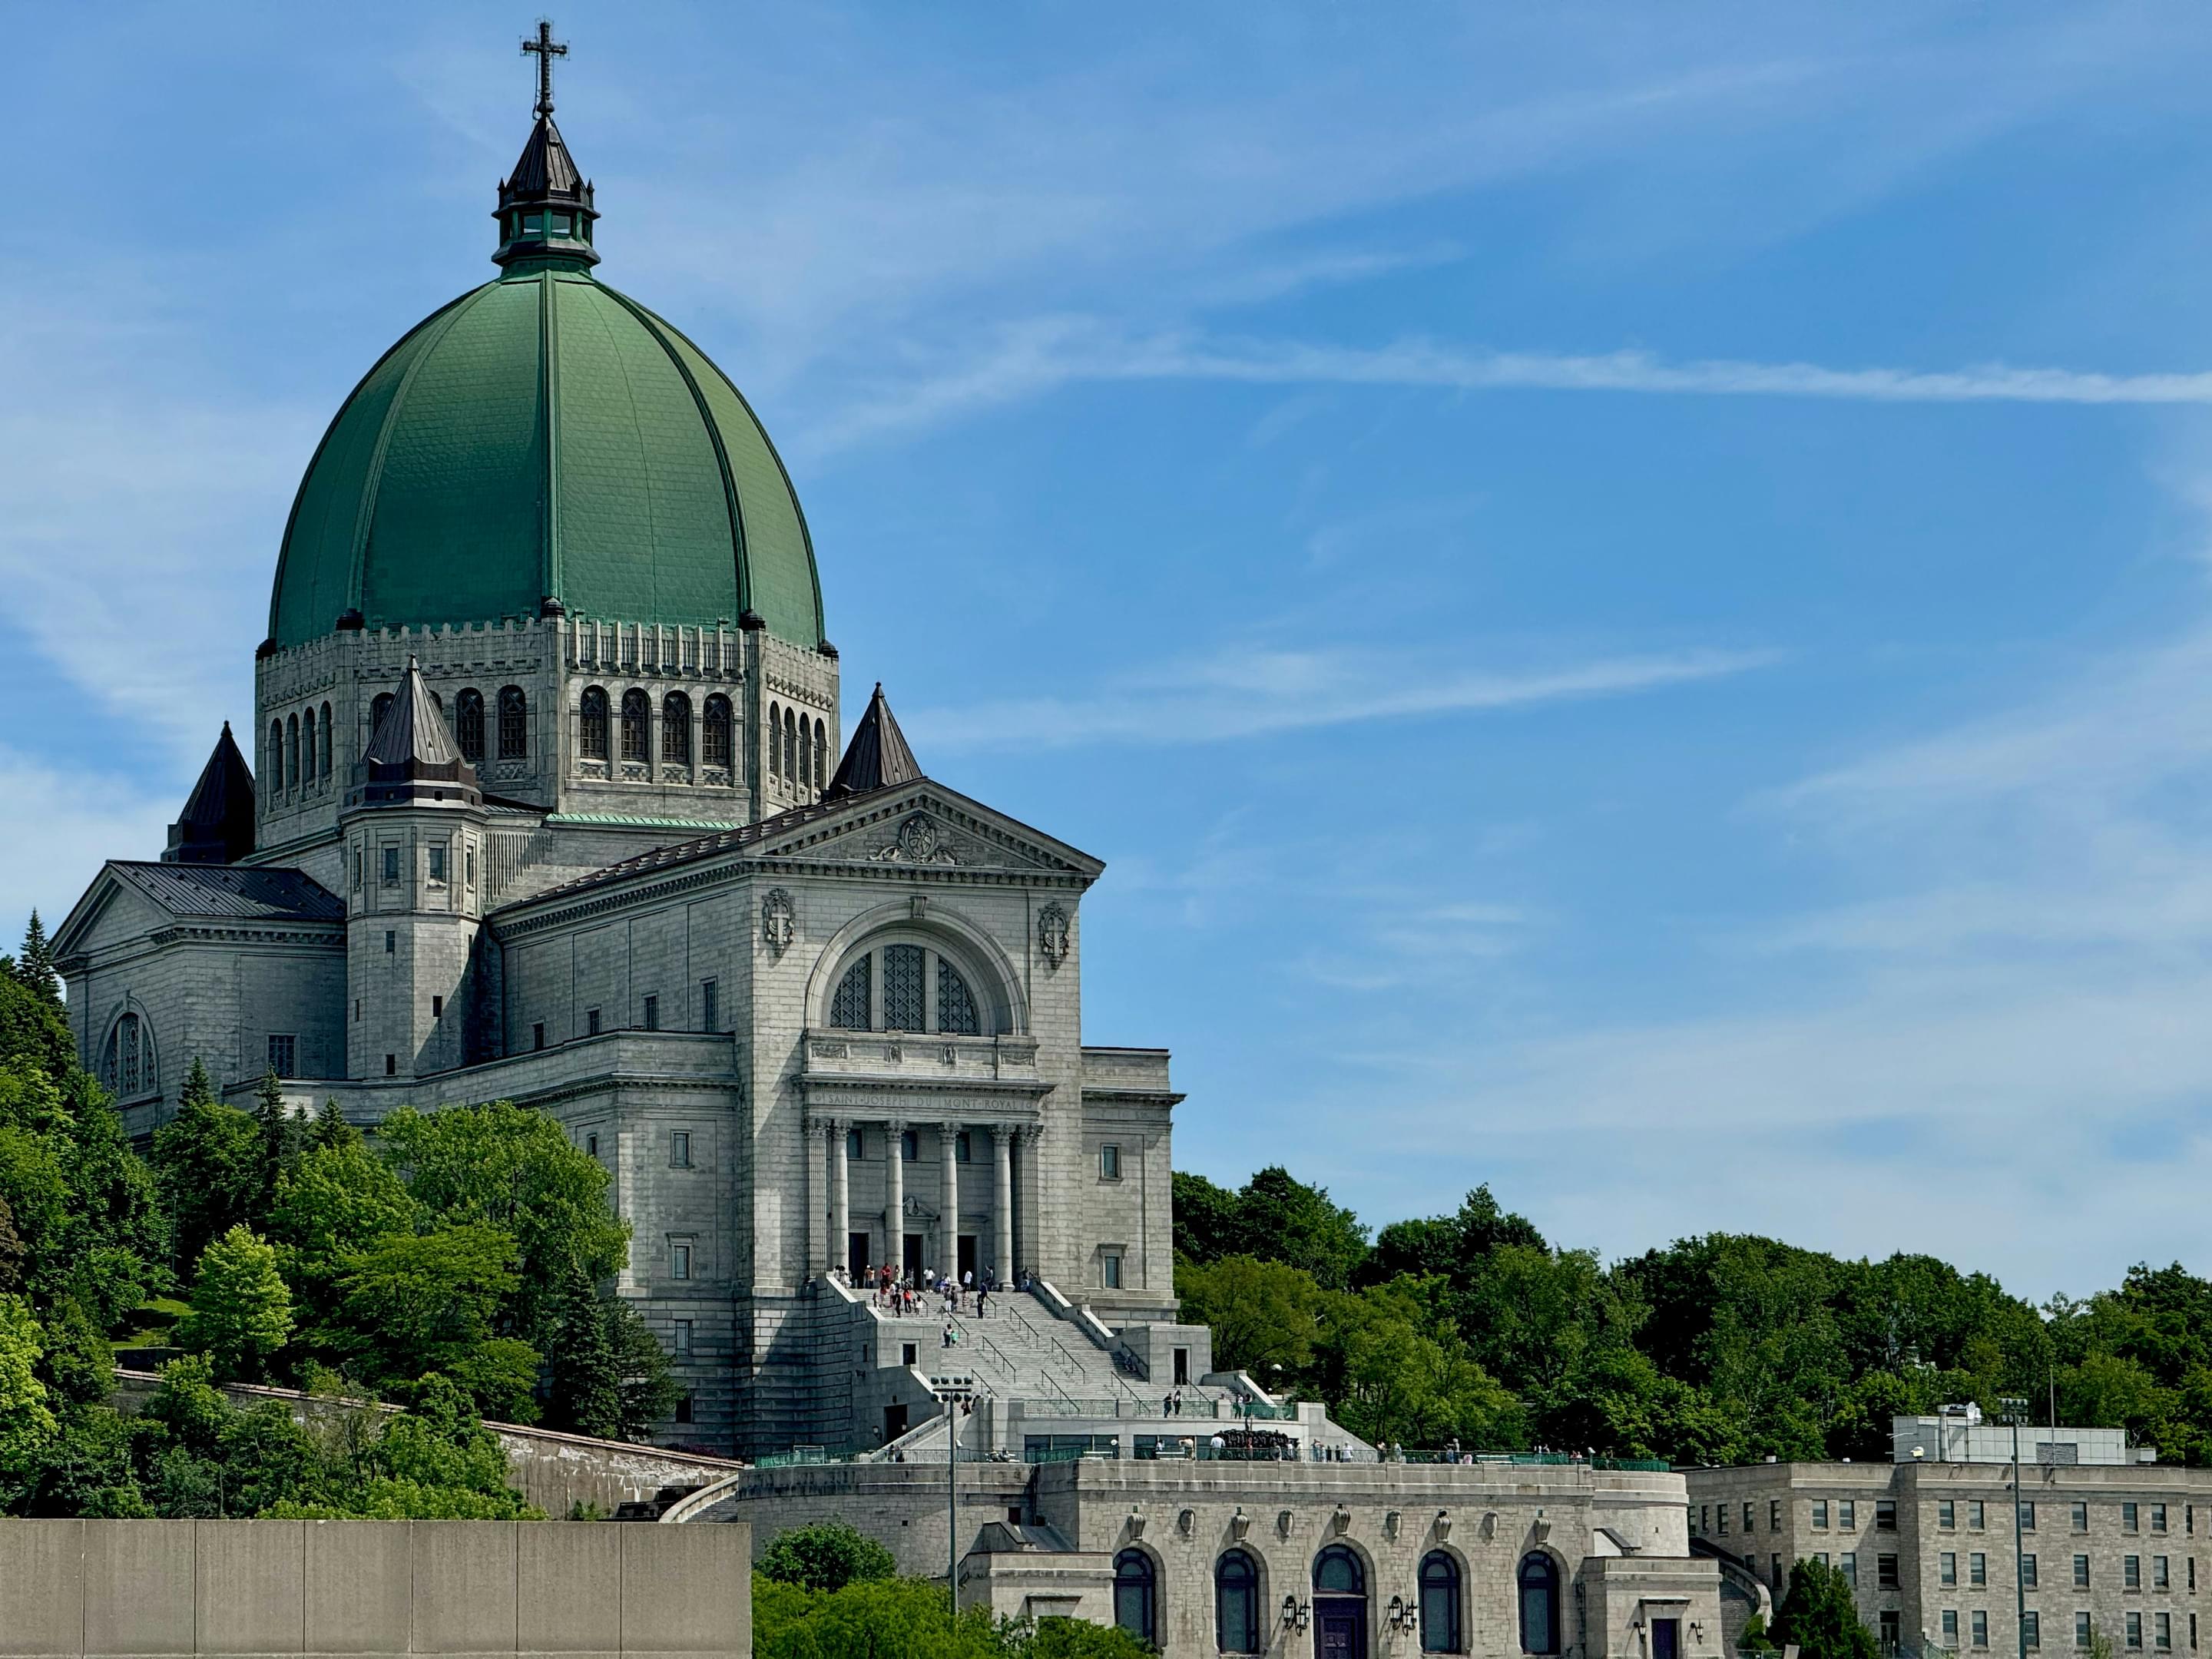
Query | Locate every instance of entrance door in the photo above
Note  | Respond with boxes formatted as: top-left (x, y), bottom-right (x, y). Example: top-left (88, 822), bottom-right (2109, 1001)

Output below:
top-left (902, 1232), bottom-right (924, 1283)
top-left (847, 1232), bottom-right (869, 1282)
top-left (1316, 1605), bottom-right (1366, 1659)
top-left (958, 1233), bottom-right (979, 1284)
top-left (1652, 1620), bottom-right (1680, 1659)
top-left (883, 1402), bottom-right (909, 1442)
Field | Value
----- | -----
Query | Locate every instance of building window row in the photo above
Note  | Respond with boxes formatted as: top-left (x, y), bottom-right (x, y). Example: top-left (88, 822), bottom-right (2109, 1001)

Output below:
top-left (1180, 1546), bottom-right (1549, 1657)
top-left (767, 700), bottom-right (827, 793)
top-left (578, 684), bottom-right (733, 777)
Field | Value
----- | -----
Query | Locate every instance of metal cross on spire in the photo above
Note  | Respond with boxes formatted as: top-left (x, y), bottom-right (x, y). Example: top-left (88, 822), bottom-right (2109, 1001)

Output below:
top-left (522, 19), bottom-right (568, 117)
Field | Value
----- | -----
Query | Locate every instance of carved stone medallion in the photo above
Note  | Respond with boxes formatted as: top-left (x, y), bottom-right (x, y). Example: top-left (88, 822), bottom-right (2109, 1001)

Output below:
top-left (762, 888), bottom-right (795, 955)
top-left (1038, 902), bottom-right (1071, 969)
top-left (870, 813), bottom-right (959, 866)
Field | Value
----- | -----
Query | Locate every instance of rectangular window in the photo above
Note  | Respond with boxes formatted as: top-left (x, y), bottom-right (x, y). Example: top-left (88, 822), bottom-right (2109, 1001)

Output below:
top-left (1945, 1612), bottom-right (1961, 1646)
top-left (1879, 1500), bottom-right (1899, 1532)
top-left (700, 979), bottom-right (717, 1032)
top-left (2075, 1505), bottom-right (2091, 1533)
top-left (2132, 1615), bottom-right (2145, 1651)
top-left (385, 929), bottom-right (396, 955)
top-left (1973, 1553), bottom-right (1988, 1588)
top-left (1883, 1612), bottom-right (1902, 1653)
top-left (1879, 1555), bottom-right (1900, 1591)
top-left (353, 851), bottom-right (363, 890)
top-left (2190, 1560), bottom-right (2197, 1592)
top-left (1773, 1500), bottom-right (1783, 1530)
top-left (587, 1008), bottom-right (601, 1036)
top-left (585, 1132), bottom-right (598, 1157)
top-left (1746, 1503), bottom-right (1758, 1533)
top-left (1972, 1502), bottom-right (1988, 1531)
top-left (267, 1034), bottom-right (296, 1077)
top-left (2025, 1503), bottom-right (2038, 1532)
top-left (428, 843), bottom-right (447, 885)
top-left (1944, 1502), bottom-right (1959, 1531)
top-left (1719, 1507), bottom-right (1730, 1537)
top-left (846, 1127), bottom-right (864, 1161)
top-left (354, 998), bottom-right (361, 1023)
top-left (1816, 1553), bottom-right (1830, 1568)
top-left (956, 1131), bottom-right (973, 1163)
top-left (2130, 1506), bottom-right (2143, 1535)
top-left (465, 846), bottom-right (475, 887)
top-left (670, 1241), bottom-right (692, 1281)
top-left (671, 1130), bottom-right (691, 1168)
top-left (2027, 1614), bottom-right (2042, 1650)
top-left (1944, 1553), bottom-right (1959, 1587)
top-left (2157, 1558), bottom-right (2171, 1591)
top-left (1842, 1551), bottom-right (1858, 1588)
top-left (1814, 1501), bottom-right (1831, 1530)
top-left (532, 1022), bottom-right (545, 1051)
top-left (1974, 1612), bottom-right (1989, 1650)
top-left (672, 1319), bottom-right (693, 1361)
top-left (1101, 1250), bottom-right (1123, 1290)
top-left (2161, 1617), bottom-right (2174, 1654)
top-left (1773, 1555), bottom-right (1783, 1588)
top-left (2128, 1557), bottom-right (2143, 1591)
top-left (2075, 1556), bottom-right (2091, 1589)
top-left (383, 846), bottom-right (400, 884)
top-left (1101, 1143), bottom-right (1121, 1180)
top-left (2079, 1614), bottom-right (2094, 1651)
top-left (643, 994), bottom-right (659, 1032)
top-left (674, 1395), bottom-right (692, 1425)
top-left (384, 1053), bottom-right (396, 1076)
top-left (2157, 1508), bottom-right (2171, 1535)
top-left (2026, 1555), bottom-right (2040, 1588)
top-left (901, 1129), bottom-right (919, 1162)
top-left (431, 995), bottom-right (442, 1018)
top-left (1843, 1500), bottom-right (1859, 1531)
top-left (902, 1342), bottom-right (918, 1367)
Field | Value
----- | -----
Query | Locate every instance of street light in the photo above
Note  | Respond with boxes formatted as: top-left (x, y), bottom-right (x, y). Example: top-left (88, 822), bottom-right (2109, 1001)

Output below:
top-left (2000, 1397), bottom-right (2030, 1659)
top-left (932, 1373), bottom-right (977, 1616)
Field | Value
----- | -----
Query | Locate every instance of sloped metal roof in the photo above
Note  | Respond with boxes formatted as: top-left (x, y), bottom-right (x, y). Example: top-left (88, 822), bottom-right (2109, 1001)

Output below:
top-left (108, 862), bottom-right (344, 924)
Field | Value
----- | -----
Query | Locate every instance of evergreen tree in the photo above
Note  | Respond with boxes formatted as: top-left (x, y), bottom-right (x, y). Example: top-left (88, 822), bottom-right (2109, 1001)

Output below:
top-left (1770, 1558), bottom-right (1880, 1659)
top-left (608, 1296), bottom-right (682, 1439)
top-left (251, 1069), bottom-right (296, 1216)
top-left (14, 913), bottom-right (58, 1008)
top-left (152, 1061), bottom-right (263, 1272)
top-left (541, 1257), bottom-right (621, 1438)
top-left (305, 1098), bottom-right (357, 1153)
top-left (175, 1227), bottom-right (294, 1383)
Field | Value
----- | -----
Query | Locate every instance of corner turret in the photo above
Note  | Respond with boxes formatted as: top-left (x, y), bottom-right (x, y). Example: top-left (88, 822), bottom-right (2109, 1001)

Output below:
top-left (163, 723), bottom-right (257, 864)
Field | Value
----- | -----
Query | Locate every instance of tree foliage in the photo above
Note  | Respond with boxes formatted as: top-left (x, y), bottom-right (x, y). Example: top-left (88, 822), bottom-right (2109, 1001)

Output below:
top-left (759, 1521), bottom-right (899, 1593)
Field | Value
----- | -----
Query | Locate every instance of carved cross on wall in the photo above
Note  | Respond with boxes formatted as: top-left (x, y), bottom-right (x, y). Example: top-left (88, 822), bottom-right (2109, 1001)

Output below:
top-left (522, 19), bottom-right (568, 116)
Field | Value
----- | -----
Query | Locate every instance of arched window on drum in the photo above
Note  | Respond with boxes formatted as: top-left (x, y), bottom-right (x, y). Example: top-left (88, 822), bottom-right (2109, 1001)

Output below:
top-left (827, 943), bottom-right (990, 1036)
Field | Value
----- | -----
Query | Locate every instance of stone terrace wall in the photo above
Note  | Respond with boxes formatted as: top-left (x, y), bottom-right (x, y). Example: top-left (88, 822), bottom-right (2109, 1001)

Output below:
top-left (694, 1462), bottom-right (1035, 1578)
top-left (0, 1519), bottom-right (751, 1659)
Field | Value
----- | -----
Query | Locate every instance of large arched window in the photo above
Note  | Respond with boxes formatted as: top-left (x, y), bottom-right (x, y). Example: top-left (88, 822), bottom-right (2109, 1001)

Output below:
top-left (1316, 1545), bottom-right (1364, 1598)
top-left (300, 707), bottom-right (316, 786)
top-left (267, 720), bottom-right (284, 795)
top-left (826, 942), bottom-right (995, 1036)
top-left (1420, 1552), bottom-right (1462, 1654)
top-left (580, 686), bottom-right (610, 760)
top-left (813, 719), bottom-right (828, 788)
top-left (1518, 1554), bottom-right (1558, 1656)
top-left (455, 688), bottom-right (485, 764)
top-left (286, 714), bottom-right (300, 792)
top-left (797, 710), bottom-right (812, 790)
top-left (703, 695), bottom-right (733, 769)
top-left (1114, 1550), bottom-right (1157, 1647)
top-left (319, 701), bottom-right (333, 777)
top-left (497, 686), bottom-right (528, 760)
top-left (784, 706), bottom-right (800, 784)
top-left (621, 690), bottom-right (650, 763)
top-left (102, 1011), bottom-right (150, 1098)
top-left (768, 702), bottom-right (782, 779)
top-left (371, 693), bottom-right (395, 736)
top-left (1217, 1550), bottom-right (1260, 1655)
top-left (662, 693), bottom-right (691, 766)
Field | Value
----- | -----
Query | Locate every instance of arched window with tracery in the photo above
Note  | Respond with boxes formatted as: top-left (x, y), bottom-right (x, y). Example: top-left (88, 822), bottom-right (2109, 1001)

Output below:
top-left (267, 720), bottom-right (284, 795)
top-left (319, 701), bottom-right (333, 777)
top-left (1114, 1550), bottom-right (1157, 1647)
top-left (497, 686), bottom-right (528, 760)
top-left (768, 701), bottom-right (783, 780)
top-left (1518, 1554), bottom-right (1559, 1656)
top-left (286, 714), bottom-right (300, 791)
top-left (813, 720), bottom-right (828, 787)
top-left (702, 695), bottom-right (733, 769)
top-left (797, 712), bottom-right (812, 790)
top-left (830, 956), bottom-right (871, 1029)
top-left (621, 689), bottom-right (650, 763)
top-left (785, 707), bottom-right (799, 783)
top-left (938, 961), bottom-right (980, 1036)
top-left (662, 693), bottom-right (691, 766)
top-left (102, 1011), bottom-right (150, 1098)
top-left (370, 693), bottom-right (394, 737)
top-left (300, 708), bottom-right (316, 786)
top-left (828, 942), bottom-right (995, 1037)
top-left (1420, 1552), bottom-right (1463, 1654)
top-left (455, 688), bottom-right (485, 764)
top-left (1217, 1550), bottom-right (1260, 1655)
top-left (580, 686), bottom-right (610, 760)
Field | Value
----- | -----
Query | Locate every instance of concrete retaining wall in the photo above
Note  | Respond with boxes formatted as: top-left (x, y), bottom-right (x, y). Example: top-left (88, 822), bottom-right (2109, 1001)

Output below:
top-left (695, 1462), bottom-right (1034, 1578)
top-left (0, 1519), bottom-right (752, 1659)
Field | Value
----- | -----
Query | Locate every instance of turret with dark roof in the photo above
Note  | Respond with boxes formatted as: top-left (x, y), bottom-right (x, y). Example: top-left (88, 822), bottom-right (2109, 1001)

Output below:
top-left (346, 659), bottom-right (481, 810)
top-left (825, 684), bottom-right (921, 799)
top-left (162, 723), bottom-right (257, 865)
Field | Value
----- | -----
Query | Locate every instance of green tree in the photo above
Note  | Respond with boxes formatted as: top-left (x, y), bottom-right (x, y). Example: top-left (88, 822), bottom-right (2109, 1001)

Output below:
top-left (0, 1294), bottom-right (57, 1498)
top-left (1171, 1171), bottom-right (1242, 1264)
top-left (758, 1521), bottom-right (899, 1592)
top-left (331, 1225), bottom-right (538, 1418)
top-left (305, 1098), bottom-right (356, 1153)
top-left (1320, 1280), bottom-right (1524, 1449)
top-left (607, 1296), bottom-right (682, 1439)
top-left (541, 1257), bottom-right (621, 1438)
top-left (250, 1069), bottom-right (296, 1217)
top-left (1232, 1167), bottom-right (1369, 1290)
top-left (1770, 1558), bottom-right (1879, 1659)
top-left (152, 1061), bottom-right (263, 1270)
top-left (1176, 1254), bottom-right (1323, 1379)
top-left (176, 1226), bottom-right (294, 1382)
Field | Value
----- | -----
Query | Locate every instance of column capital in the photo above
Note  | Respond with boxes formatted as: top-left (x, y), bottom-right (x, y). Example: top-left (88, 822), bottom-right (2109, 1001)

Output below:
top-left (991, 1121), bottom-right (1015, 1147)
top-left (886, 1116), bottom-right (909, 1134)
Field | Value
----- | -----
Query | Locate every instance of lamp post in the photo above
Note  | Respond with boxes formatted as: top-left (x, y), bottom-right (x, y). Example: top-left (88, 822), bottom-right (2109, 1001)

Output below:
top-left (932, 1373), bottom-right (975, 1616)
top-left (2001, 1397), bottom-right (2030, 1659)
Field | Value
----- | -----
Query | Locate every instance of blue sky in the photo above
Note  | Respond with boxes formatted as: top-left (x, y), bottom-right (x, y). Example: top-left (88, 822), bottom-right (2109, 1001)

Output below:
top-left (8, 2), bottom-right (2212, 1297)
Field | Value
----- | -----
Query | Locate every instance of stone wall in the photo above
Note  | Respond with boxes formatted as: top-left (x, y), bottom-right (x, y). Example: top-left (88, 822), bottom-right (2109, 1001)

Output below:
top-left (0, 1518), bottom-right (750, 1659)
top-left (693, 1461), bottom-right (1036, 1578)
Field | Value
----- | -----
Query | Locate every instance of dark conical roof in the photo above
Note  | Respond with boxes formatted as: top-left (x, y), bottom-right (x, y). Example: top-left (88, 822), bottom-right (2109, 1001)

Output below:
top-left (348, 659), bottom-right (481, 810)
top-left (825, 684), bottom-right (921, 799)
top-left (508, 113), bottom-right (584, 197)
top-left (162, 723), bottom-right (257, 865)
top-left (494, 111), bottom-right (598, 270)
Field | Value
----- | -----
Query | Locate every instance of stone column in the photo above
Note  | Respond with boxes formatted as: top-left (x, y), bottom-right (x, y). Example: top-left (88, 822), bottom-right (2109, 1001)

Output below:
top-left (940, 1122), bottom-right (960, 1279)
top-left (886, 1118), bottom-right (907, 1281)
top-left (830, 1119), bottom-right (849, 1280)
top-left (992, 1124), bottom-right (1015, 1283)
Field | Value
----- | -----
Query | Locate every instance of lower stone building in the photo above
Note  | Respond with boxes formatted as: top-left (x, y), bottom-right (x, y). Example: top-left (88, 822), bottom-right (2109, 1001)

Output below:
top-left (1682, 1414), bottom-right (2212, 1659)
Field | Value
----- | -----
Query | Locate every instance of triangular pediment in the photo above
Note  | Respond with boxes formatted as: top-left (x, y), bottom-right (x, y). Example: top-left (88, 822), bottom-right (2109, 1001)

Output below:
top-left (52, 871), bottom-right (170, 961)
top-left (747, 783), bottom-right (1101, 880)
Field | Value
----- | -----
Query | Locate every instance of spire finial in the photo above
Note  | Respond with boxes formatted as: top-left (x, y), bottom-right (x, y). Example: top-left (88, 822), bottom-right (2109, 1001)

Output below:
top-left (522, 19), bottom-right (567, 117)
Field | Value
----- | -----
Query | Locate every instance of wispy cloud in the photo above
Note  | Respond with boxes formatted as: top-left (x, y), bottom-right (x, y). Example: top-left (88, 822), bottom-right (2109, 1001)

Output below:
top-left (903, 642), bottom-right (1776, 755)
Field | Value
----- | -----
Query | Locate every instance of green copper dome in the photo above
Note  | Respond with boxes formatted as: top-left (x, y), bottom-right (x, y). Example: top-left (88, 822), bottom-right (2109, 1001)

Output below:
top-left (268, 263), bottom-right (824, 650)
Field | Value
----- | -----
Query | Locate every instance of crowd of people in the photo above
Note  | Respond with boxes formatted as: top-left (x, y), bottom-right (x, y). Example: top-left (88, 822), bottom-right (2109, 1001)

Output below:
top-left (833, 1261), bottom-right (1013, 1320)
